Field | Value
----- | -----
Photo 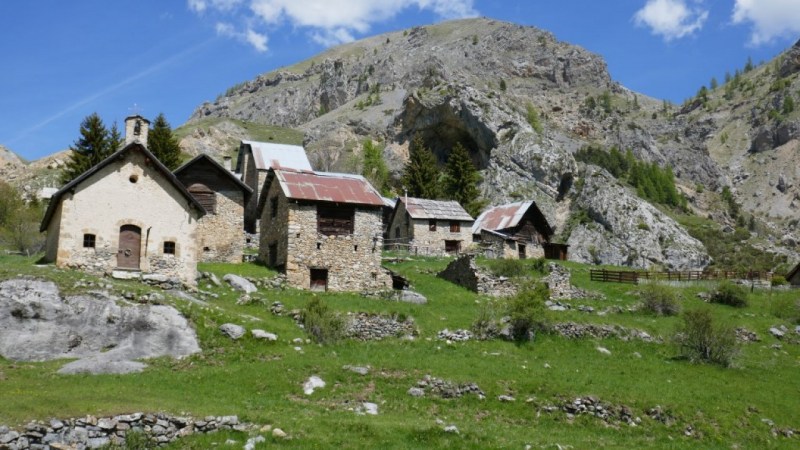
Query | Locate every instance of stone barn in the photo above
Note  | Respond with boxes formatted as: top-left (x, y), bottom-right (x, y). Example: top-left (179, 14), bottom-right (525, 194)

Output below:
top-left (471, 201), bottom-right (556, 259)
top-left (258, 168), bottom-right (391, 292)
top-left (174, 154), bottom-right (252, 263)
top-left (386, 197), bottom-right (474, 255)
top-left (40, 140), bottom-right (205, 286)
top-left (236, 140), bottom-right (312, 233)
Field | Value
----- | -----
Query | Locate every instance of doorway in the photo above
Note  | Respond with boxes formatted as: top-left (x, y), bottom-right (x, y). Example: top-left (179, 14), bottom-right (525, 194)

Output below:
top-left (310, 268), bottom-right (328, 291)
top-left (518, 243), bottom-right (526, 259)
top-left (117, 225), bottom-right (141, 269)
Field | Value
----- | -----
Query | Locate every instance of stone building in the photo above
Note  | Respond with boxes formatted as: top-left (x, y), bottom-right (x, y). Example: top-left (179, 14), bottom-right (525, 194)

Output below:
top-left (471, 201), bottom-right (559, 260)
top-left (40, 132), bottom-right (205, 286)
top-left (236, 140), bottom-right (312, 233)
top-left (258, 168), bottom-right (391, 291)
top-left (174, 154), bottom-right (252, 263)
top-left (386, 197), bottom-right (474, 255)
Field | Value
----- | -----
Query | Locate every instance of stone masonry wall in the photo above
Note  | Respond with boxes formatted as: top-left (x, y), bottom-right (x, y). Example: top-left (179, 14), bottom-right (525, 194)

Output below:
top-left (46, 151), bottom-right (200, 285)
top-left (196, 189), bottom-right (245, 263)
top-left (258, 178), bottom-right (289, 267)
top-left (410, 219), bottom-right (473, 256)
top-left (438, 255), bottom-right (518, 297)
top-left (285, 204), bottom-right (391, 291)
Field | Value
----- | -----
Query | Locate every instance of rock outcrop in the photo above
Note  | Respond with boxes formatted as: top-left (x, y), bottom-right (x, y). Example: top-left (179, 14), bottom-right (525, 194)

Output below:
top-left (567, 167), bottom-right (710, 270)
top-left (0, 278), bottom-right (200, 374)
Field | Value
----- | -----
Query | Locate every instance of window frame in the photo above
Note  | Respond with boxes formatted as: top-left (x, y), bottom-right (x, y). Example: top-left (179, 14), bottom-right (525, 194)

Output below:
top-left (317, 204), bottom-right (355, 236)
top-left (83, 233), bottom-right (96, 248)
top-left (163, 241), bottom-right (176, 255)
top-left (449, 221), bottom-right (461, 233)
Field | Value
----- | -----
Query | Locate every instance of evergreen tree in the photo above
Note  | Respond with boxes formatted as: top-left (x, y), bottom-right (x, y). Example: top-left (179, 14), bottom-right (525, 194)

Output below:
top-left (147, 113), bottom-right (182, 170)
top-left (61, 113), bottom-right (117, 184)
top-left (443, 142), bottom-right (484, 217)
top-left (401, 134), bottom-right (441, 199)
top-left (361, 139), bottom-right (390, 195)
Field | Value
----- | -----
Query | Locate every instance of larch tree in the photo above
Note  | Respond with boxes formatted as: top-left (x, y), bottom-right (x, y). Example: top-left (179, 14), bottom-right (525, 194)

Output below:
top-left (60, 113), bottom-right (119, 184)
top-left (147, 113), bottom-right (182, 170)
top-left (361, 139), bottom-right (391, 196)
top-left (401, 134), bottom-right (441, 199)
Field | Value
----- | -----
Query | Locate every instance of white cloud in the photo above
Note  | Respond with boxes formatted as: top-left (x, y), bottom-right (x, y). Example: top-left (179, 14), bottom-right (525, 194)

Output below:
top-left (633, 0), bottom-right (708, 41)
top-left (188, 0), bottom-right (477, 50)
top-left (216, 22), bottom-right (268, 52)
top-left (732, 0), bottom-right (800, 46)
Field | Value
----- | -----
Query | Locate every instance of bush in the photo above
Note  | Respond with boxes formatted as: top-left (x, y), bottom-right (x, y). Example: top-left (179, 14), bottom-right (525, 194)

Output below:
top-left (486, 258), bottom-right (527, 278)
top-left (301, 297), bottom-right (347, 344)
top-left (506, 282), bottom-right (550, 342)
top-left (638, 283), bottom-right (681, 316)
top-left (771, 275), bottom-right (788, 286)
top-left (674, 309), bottom-right (739, 367)
top-left (710, 281), bottom-right (748, 308)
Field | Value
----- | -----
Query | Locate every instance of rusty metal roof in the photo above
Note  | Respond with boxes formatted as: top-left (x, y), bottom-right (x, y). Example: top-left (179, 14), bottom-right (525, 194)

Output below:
top-left (471, 201), bottom-right (534, 234)
top-left (274, 169), bottom-right (384, 206)
top-left (402, 197), bottom-right (473, 221)
top-left (242, 140), bottom-right (312, 171)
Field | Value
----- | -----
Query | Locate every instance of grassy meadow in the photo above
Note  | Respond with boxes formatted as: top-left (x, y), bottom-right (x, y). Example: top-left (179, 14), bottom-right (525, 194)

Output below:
top-left (0, 254), bottom-right (799, 449)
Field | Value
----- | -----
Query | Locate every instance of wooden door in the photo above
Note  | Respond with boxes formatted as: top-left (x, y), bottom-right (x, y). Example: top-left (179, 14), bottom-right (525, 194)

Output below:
top-left (117, 225), bottom-right (141, 269)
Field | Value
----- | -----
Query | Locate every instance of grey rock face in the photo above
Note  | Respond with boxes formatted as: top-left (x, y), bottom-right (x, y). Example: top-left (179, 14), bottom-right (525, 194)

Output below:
top-left (567, 167), bottom-right (710, 270)
top-left (0, 279), bottom-right (200, 374)
top-left (222, 274), bottom-right (257, 293)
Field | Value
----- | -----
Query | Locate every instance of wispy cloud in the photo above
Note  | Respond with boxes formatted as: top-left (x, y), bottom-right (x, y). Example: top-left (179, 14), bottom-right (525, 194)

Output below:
top-left (6, 39), bottom-right (213, 148)
top-left (188, 0), bottom-right (477, 51)
top-left (633, 0), bottom-right (708, 41)
top-left (216, 21), bottom-right (268, 52)
top-left (732, 0), bottom-right (800, 46)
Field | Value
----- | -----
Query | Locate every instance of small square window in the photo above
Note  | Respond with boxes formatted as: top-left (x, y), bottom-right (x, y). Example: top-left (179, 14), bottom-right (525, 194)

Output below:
top-left (83, 234), bottom-right (96, 248)
top-left (163, 241), bottom-right (176, 255)
top-left (428, 219), bottom-right (437, 231)
top-left (449, 221), bottom-right (461, 233)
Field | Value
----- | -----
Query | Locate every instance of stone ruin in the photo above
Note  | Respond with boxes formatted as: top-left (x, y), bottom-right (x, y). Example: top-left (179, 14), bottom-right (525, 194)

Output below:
top-left (436, 255), bottom-right (518, 297)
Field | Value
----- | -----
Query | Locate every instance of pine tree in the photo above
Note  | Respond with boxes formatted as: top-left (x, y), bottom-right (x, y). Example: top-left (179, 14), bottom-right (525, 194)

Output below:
top-left (61, 113), bottom-right (117, 184)
top-left (401, 134), bottom-right (441, 199)
top-left (443, 142), bottom-right (484, 217)
top-left (361, 139), bottom-right (390, 195)
top-left (147, 113), bottom-right (182, 170)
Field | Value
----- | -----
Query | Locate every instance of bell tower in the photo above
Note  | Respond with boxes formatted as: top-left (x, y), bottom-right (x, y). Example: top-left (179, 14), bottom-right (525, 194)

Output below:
top-left (124, 114), bottom-right (150, 146)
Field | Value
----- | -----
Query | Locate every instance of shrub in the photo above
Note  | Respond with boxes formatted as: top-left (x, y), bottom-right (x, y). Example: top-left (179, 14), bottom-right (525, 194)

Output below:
top-left (486, 258), bottom-right (527, 278)
top-left (506, 282), bottom-right (550, 342)
top-left (771, 275), bottom-right (788, 286)
top-left (710, 281), bottom-right (748, 308)
top-left (471, 300), bottom-right (502, 340)
top-left (301, 297), bottom-right (347, 344)
top-left (638, 284), bottom-right (681, 316)
top-left (674, 309), bottom-right (739, 367)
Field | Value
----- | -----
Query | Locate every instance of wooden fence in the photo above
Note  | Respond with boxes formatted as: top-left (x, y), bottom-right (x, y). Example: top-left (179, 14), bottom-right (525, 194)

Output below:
top-left (590, 269), bottom-right (773, 284)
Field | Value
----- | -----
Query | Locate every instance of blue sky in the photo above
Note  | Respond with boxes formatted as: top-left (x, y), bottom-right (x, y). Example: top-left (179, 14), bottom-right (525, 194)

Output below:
top-left (1, 0), bottom-right (799, 161)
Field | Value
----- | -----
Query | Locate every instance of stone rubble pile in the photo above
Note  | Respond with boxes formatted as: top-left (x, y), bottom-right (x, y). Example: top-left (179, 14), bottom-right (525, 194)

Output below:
top-left (436, 255), bottom-right (518, 298)
top-left (734, 327), bottom-right (760, 343)
top-left (414, 375), bottom-right (485, 399)
top-left (559, 396), bottom-right (642, 426)
top-left (0, 413), bottom-right (260, 450)
top-left (551, 322), bottom-right (658, 343)
top-left (345, 313), bottom-right (417, 340)
top-left (437, 329), bottom-right (473, 342)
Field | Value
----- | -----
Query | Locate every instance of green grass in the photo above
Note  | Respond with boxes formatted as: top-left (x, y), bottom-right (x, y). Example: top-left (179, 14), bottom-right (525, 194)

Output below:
top-left (1, 255), bottom-right (799, 448)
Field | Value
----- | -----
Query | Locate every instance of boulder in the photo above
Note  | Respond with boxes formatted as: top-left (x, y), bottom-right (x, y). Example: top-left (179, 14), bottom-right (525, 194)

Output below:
top-left (219, 323), bottom-right (246, 340)
top-left (398, 290), bottom-right (427, 304)
top-left (223, 274), bottom-right (257, 293)
top-left (251, 329), bottom-right (277, 341)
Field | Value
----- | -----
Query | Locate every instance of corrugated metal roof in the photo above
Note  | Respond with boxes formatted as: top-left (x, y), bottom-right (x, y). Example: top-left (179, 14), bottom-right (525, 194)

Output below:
top-left (243, 140), bottom-right (312, 171)
top-left (275, 169), bottom-right (384, 206)
top-left (403, 197), bottom-right (474, 221)
top-left (471, 201), bottom-right (533, 234)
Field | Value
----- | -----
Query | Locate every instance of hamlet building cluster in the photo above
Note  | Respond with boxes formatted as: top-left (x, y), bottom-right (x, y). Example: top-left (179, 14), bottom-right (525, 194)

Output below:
top-left (40, 114), bottom-right (566, 291)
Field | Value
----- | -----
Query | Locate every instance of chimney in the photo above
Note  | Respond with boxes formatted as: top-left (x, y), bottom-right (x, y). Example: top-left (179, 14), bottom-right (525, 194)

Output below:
top-left (223, 155), bottom-right (232, 171)
top-left (124, 115), bottom-right (150, 146)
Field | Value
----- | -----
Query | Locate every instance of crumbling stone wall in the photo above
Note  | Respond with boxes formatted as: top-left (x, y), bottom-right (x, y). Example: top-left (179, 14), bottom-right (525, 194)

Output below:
top-left (437, 255), bottom-right (518, 297)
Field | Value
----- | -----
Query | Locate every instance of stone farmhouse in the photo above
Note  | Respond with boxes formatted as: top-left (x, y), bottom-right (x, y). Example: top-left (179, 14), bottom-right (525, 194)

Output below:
top-left (471, 201), bottom-right (567, 260)
top-left (236, 140), bottom-right (312, 233)
top-left (40, 116), bottom-right (205, 286)
top-left (174, 154), bottom-right (252, 263)
top-left (387, 197), bottom-right (474, 255)
top-left (257, 168), bottom-right (391, 291)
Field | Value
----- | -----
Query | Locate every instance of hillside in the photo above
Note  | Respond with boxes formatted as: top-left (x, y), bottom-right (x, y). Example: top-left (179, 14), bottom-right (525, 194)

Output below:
top-left (185, 18), bottom-right (799, 271)
top-left (1, 255), bottom-right (799, 449)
